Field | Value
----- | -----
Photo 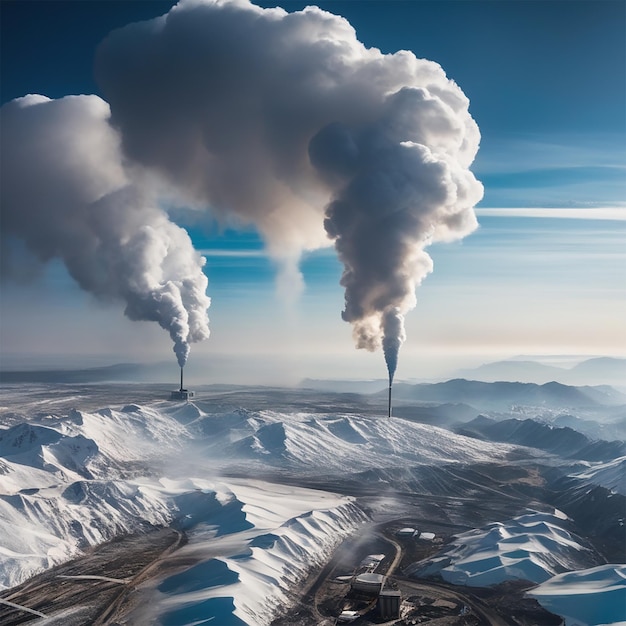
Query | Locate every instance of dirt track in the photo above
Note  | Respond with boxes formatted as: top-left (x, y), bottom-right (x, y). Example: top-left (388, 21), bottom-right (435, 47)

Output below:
top-left (0, 528), bottom-right (183, 626)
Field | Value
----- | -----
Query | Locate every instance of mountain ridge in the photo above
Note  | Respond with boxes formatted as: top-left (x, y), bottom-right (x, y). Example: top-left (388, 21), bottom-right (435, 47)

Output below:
top-left (455, 356), bottom-right (626, 387)
top-left (379, 378), bottom-right (626, 410)
top-left (455, 416), bottom-right (626, 462)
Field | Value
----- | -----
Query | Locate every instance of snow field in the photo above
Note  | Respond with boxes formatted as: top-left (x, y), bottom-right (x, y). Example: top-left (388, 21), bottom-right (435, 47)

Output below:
top-left (1, 397), bottom-right (623, 625)
top-left (570, 456), bottom-right (626, 496)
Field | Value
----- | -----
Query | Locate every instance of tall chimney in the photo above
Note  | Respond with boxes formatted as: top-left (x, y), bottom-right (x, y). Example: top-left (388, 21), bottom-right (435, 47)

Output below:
top-left (180, 367), bottom-right (184, 392)
top-left (388, 383), bottom-right (392, 418)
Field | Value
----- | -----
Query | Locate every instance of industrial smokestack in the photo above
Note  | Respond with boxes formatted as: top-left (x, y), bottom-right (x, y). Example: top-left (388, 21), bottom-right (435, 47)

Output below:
top-left (383, 309), bottom-right (403, 417)
top-left (171, 364), bottom-right (194, 400)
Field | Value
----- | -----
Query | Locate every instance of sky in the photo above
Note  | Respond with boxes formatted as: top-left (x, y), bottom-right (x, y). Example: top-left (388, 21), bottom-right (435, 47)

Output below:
top-left (1, 0), bottom-right (625, 384)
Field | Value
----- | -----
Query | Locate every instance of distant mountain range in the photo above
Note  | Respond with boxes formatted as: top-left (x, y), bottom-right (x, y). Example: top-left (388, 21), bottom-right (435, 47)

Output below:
top-left (3, 356), bottom-right (623, 390)
top-left (4, 365), bottom-right (624, 417)
top-left (455, 357), bottom-right (626, 387)
top-left (0, 362), bottom-right (174, 384)
top-left (378, 378), bottom-right (626, 411)
top-left (456, 415), bottom-right (626, 462)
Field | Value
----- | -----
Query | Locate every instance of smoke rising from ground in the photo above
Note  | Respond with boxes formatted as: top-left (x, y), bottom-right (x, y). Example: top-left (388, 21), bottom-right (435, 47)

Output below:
top-left (0, 95), bottom-right (210, 366)
top-left (2, 0), bottom-right (482, 373)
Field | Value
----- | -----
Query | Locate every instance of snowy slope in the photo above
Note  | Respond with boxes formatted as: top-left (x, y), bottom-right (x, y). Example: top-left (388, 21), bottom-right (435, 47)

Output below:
top-left (203, 409), bottom-right (518, 472)
top-left (0, 398), bottom-right (517, 623)
top-left (569, 456), bottom-right (626, 496)
top-left (1, 393), bottom-right (620, 625)
top-left (127, 478), bottom-right (366, 626)
top-left (407, 511), bottom-right (601, 586)
top-left (528, 564), bottom-right (626, 626)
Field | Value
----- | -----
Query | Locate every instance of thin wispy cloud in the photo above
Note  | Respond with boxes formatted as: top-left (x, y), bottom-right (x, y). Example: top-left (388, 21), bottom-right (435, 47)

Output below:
top-left (474, 132), bottom-right (626, 208)
top-left (474, 133), bottom-right (626, 173)
top-left (476, 208), bottom-right (626, 220)
top-left (198, 249), bottom-right (267, 258)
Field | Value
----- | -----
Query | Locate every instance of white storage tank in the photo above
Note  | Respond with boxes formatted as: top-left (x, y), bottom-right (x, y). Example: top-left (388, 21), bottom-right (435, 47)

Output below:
top-left (352, 573), bottom-right (384, 594)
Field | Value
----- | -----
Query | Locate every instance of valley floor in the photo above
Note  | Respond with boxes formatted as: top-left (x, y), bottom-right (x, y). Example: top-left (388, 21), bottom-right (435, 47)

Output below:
top-left (0, 528), bottom-right (182, 626)
top-left (0, 518), bottom-right (563, 626)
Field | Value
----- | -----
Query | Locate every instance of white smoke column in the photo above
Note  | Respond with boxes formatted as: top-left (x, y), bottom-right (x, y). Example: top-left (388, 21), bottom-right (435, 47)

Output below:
top-left (92, 0), bottom-right (483, 371)
top-left (0, 95), bottom-right (211, 366)
top-left (382, 308), bottom-right (406, 385)
top-left (316, 98), bottom-right (484, 378)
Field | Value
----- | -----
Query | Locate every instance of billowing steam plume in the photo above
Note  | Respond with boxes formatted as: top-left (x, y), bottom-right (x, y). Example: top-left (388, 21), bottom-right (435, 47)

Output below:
top-left (94, 0), bottom-right (483, 378)
top-left (0, 95), bottom-right (210, 367)
top-left (316, 100), bottom-right (483, 381)
top-left (382, 309), bottom-right (406, 385)
top-left (2, 0), bottom-right (482, 376)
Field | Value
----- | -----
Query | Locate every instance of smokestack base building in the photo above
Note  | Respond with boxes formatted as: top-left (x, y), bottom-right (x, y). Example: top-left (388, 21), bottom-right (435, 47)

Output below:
top-left (170, 388), bottom-right (194, 400)
top-left (170, 368), bottom-right (194, 400)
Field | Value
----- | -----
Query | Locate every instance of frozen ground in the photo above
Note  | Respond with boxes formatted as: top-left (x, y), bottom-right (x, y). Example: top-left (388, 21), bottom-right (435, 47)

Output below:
top-left (0, 382), bottom-right (625, 625)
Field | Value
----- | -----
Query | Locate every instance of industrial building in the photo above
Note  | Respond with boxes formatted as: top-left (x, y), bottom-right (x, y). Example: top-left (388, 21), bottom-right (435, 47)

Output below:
top-left (358, 553), bottom-right (385, 571)
top-left (378, 589), bottom-right (401, 620)
top-left (170, 368), bottom-right (194, 400)
top-left (351, 572), bottom-right (385, 595)
top-left (170, 388), bottom-right (194, 400)
top-left (396, 527), bottom-right (419, 538)
top-left (336, 552), bottom-right (401, 622)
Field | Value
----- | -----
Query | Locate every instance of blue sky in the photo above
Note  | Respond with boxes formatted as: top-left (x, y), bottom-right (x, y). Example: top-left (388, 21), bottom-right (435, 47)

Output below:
top-left (1, 0), bottom-right (624, 383)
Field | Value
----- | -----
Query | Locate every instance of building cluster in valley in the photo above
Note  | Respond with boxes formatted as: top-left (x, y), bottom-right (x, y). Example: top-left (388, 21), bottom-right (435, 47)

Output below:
top-left (337, 552), bottom-right (401, 623)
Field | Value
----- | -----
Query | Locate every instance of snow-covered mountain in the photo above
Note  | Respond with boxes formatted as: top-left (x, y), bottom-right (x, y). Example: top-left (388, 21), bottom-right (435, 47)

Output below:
top-left (406, 510), bottom-right (601, 586)
top-left (0, 393), bottom-right (523, 623)
top-left (570, 455), bottom-right (626, 496)
top-left (1, 384), bottom-right (624, 625)
top-left (407, 511), bottom-right (625, 626)
top-left (203, 409), bottom-right (517, 474)
top-left (125, 478), bottom-right (366, 625)
top-left (456, 415), bottom-right (626, 461)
